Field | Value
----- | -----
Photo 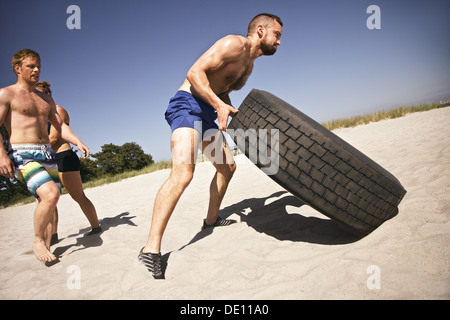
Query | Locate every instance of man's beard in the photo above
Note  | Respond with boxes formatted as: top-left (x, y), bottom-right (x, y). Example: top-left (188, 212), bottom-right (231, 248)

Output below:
top-left (261, 42), bottom-right (277, 56)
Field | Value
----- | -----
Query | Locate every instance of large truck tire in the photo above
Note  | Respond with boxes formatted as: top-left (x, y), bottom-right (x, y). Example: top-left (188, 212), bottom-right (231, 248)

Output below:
top-left (228, 89), bottom-right (407, 236)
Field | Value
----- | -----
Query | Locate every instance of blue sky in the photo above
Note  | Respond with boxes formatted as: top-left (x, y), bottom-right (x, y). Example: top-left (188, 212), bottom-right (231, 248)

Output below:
top-left (1, 0), bottom-right (449, 161)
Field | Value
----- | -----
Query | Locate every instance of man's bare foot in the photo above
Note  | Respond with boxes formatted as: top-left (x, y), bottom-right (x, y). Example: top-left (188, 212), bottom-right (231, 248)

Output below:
top-left (33, 239), bottom-right (57, 262)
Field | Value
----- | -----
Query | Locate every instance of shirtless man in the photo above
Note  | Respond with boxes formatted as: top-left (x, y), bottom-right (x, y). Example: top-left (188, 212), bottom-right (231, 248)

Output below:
top-left (139, 14), bottom-right (283, 279)
top-left (0, 49), bottom-right (90, 263)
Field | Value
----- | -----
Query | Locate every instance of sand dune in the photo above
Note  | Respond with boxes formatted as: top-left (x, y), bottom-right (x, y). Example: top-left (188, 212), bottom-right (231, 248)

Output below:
top-left (0, 107), bottom-right (449, 299)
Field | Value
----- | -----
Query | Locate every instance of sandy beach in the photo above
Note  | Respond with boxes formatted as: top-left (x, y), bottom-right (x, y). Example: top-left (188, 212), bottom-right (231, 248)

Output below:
top-left (0, 107), bottom-right (449, 300)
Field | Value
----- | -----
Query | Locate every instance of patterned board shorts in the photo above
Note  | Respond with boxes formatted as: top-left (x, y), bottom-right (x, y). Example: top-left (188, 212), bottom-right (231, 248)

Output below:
top-left (8, 144), bottom-right (61, 198)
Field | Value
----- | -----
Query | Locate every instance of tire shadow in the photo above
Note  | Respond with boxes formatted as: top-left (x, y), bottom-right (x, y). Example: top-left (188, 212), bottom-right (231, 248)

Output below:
top-left (221, 191), bottom-right (362, 245)
top-left (162, 193), bottom-right (362, 277)
top-left (179, 191), bottom-right (362, 255)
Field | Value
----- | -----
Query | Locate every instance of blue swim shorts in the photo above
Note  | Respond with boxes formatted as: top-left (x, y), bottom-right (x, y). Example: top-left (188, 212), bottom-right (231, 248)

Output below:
top-left (8, 144), bottom-right (61, 198)
top-left (164, 91), bottom-right (218, 135)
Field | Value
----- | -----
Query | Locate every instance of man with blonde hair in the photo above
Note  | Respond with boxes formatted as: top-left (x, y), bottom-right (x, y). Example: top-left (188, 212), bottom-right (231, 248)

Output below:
top-left (0, 49), bottom-right (90, 263)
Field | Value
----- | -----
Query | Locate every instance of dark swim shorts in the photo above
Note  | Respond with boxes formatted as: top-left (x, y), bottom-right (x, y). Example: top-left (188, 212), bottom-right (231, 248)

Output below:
top-left (164, 91), bottom-right (218, 135)
top-left (55, 149), bottom-right (81, 172)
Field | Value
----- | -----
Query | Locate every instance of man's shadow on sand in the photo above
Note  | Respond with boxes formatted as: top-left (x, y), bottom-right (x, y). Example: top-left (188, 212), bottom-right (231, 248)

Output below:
top-left (178, 191), bottom-right (362, 253)
top-left (52, 211), bottom-right (137, 258)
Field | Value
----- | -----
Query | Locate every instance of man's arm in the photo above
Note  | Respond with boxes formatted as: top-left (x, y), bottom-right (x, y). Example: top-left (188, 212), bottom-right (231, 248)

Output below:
top-left (48, 100), bottom-right (89, 158)
top-left (0, 88), bottom-right (15, 178)
top-left (187, 35), bottom-right (242, 130)
top-left (49, 105), bottom-right (69, 147)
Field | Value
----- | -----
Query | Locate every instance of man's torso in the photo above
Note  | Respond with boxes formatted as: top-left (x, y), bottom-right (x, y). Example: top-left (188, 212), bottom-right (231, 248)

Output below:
top-left (208, 57), bottom-right (254, 96)
top-left (179, 36), bottom-right (254, 98)
top-left (4, 85), bottom-right (52, 145)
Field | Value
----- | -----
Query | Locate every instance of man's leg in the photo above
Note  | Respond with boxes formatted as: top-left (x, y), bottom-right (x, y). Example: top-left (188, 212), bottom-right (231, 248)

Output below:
top-left (60, 171), bottom-right (100, 231)
top-left (34, 181), bottom-right (60, 262)
top-left (51, 207), bottom-right (58, 238)
top-left (202, 131), bottom-right (237, 225)
top-left (142, 127), bottom-right (201, 254)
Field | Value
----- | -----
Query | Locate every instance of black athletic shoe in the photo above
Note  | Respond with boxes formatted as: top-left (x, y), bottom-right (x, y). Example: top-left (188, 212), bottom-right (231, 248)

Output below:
top-left (84, 226), bottom-right (102, 237)
top-left (202, 217), bottom-right (237, 230)
top-left (138, 248), bottom-right (164, 280)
